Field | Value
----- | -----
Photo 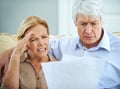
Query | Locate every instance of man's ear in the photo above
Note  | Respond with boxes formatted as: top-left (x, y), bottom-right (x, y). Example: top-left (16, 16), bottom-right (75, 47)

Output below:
top-left (74, 21), bottom-right (77, 27)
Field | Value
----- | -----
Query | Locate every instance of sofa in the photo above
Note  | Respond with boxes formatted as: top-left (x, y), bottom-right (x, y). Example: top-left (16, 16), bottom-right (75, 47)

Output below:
top-left (0, 32), bottom-right (120, 53)
top-left (0, 32), bottom-right (120, 88)
top-left (0, 33), bottom-right (17, 53)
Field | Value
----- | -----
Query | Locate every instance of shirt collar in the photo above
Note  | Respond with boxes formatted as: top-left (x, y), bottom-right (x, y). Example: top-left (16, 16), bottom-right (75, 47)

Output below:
top-left (20, 53), bottom-right (28, 63)
top-left (97, 30), bottom-right (111, 52)
top-left (20, 53), bottom-right (56, 63)
top-left (74, 30), bottom-right (111, 52)
top-left (73, 36), bottom-right (81, 50)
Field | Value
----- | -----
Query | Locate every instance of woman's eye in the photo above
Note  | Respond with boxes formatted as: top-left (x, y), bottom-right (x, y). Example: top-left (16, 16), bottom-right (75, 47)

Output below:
top-left (30, 38), bottom-right (37, 42)
top-left (42, 36), bottom-right (48, 39)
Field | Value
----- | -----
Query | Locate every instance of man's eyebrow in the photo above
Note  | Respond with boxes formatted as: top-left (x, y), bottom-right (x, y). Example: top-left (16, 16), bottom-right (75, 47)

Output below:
top-left (91, 19), bottom-right (101, 22)
top-left (78, 21), bottom-right (87, 23)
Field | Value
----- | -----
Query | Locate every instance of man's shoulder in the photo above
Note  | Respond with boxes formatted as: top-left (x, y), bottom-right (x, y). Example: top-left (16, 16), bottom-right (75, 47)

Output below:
top-left (108, 32), bottom-right (120, 44)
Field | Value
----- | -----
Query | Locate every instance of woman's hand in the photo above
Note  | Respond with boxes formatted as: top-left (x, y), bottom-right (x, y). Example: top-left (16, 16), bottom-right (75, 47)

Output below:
top-left (12, 32), bottom-right (34, 57)
top-left (3, 32), bottom-right (34, 89)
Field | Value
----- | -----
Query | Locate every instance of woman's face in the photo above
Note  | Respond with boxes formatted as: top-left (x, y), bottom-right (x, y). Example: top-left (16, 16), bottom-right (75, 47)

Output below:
top-left (25, 24), bottom-right (49, 59)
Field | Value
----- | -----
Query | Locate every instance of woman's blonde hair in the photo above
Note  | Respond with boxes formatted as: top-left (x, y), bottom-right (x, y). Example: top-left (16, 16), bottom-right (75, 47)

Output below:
top-left (17, 16), bottom-right (49, 40)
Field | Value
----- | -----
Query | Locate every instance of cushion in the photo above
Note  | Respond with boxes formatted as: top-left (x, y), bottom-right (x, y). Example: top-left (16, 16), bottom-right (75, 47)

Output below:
top-left (113, 32), bottom-right (120, 36)
top-left (0, 33), bottom-right (17, 53)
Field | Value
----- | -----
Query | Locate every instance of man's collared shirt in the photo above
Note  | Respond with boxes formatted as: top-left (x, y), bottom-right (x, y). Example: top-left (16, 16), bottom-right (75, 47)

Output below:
top-left (49, 31), bottom-right (120, 89)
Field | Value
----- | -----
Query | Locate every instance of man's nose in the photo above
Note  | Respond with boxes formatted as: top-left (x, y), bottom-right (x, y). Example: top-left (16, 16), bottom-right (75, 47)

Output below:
top-left (85, 24), bottom-right (92, 34)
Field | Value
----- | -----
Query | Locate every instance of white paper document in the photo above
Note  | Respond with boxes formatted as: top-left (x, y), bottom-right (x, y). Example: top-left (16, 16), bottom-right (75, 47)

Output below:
top-left (42, 55), bottom-right (106, 89)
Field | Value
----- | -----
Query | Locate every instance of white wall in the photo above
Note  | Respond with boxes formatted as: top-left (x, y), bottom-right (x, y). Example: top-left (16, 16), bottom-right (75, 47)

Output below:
top-left (103, 0), bottom-right (120, 32)
top-left (0, 0), bottom-right (58, 35)
top-left (58, 0), bottom-right (76, 35)
top-left (0, 0), bottom-right (120, 35)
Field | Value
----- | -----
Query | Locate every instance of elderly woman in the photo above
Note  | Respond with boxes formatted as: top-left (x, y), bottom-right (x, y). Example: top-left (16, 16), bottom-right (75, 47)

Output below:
top-left (1, 16), bottom-right (57, 89)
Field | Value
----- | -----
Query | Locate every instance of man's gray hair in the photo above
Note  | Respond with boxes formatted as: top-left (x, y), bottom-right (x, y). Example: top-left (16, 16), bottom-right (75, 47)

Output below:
top-left (72, 0), bottom-right (104, 22)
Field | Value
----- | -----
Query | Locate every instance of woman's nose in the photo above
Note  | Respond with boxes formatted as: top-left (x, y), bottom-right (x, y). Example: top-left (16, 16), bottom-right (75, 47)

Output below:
top-left (38, 39), bottom-right (44, 45)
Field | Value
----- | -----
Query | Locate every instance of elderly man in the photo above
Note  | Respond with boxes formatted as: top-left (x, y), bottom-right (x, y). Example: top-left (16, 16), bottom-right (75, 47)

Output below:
top-left (50, 0), bottom-right (120, 89)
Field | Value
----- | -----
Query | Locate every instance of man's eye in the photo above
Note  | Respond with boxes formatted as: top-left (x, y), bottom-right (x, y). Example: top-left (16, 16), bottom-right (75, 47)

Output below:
top-left (81, 23), bottom-right (86, 25)
top-left (91, 22), bottom-right (99, 26)
top-left (91, 23), bottom-right (96, 25)
top-left (80, 23), bottom-right (87, 26)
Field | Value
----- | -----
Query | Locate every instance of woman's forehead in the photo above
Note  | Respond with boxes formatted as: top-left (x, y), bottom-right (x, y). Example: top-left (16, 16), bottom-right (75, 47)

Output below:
top-left (25, 24), bottom-right (48, 35)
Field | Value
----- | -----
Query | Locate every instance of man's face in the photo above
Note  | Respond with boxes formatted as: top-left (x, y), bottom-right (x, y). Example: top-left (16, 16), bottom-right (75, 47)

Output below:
top-left (75, 13), bottom-right (103, 48)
